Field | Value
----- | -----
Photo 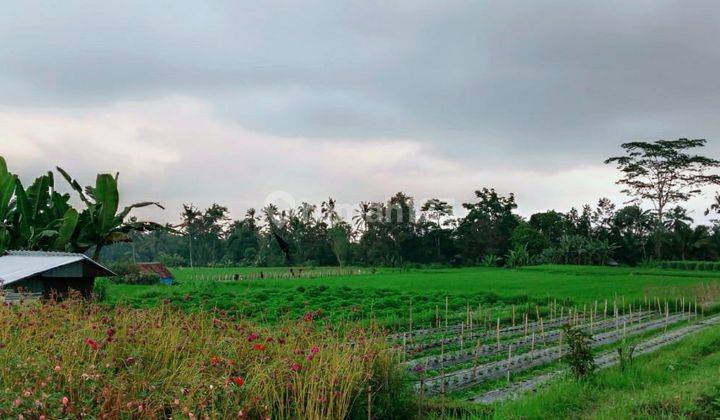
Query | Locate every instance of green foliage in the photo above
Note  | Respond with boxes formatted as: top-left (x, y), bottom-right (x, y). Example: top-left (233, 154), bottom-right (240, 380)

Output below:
top-left (0, 157), bottom-right (16, 253)
top-left (505, 244), bottom-right (532, 268)
top-left (0, 155), bottom-right (163, 261)
top-left (107, 261), bottom-right (141, 276)
top-left (495, 321), bottom-right (720, 419)
top-left (651, 260), bottom-right (720, 271)
top-left (111, 272), bottom-right (161, 285)
top-left (617, 340), bottom-right (636, 372)
top-left (92, 277), bottom-right (109, 301)
top-left (57, 168), bottom-right (165, 260)
top-left (562, 324), bottom-right (596, 379)
top-left (480, 254), bottom-right (499, 267)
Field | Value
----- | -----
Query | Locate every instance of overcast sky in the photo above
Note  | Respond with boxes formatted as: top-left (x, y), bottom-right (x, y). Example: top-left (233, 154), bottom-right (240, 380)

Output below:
top-left (3, 1), bottom-right (720, 223)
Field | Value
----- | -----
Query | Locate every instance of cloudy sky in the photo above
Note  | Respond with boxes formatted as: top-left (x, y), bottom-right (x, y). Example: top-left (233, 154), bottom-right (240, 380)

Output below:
top-left (3, 1), bottom-right (720, 223)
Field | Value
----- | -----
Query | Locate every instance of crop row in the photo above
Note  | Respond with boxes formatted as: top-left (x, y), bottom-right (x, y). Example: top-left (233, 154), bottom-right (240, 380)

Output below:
top-left (405, 311), bottom-right (653, 371)
top-left (416, 312), bottom-right (694, 394)
top-left (470, 313), bottom-right (720, 404)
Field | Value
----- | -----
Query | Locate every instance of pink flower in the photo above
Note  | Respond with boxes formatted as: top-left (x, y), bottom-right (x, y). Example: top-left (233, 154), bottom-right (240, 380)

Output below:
top-left (62, 396), bottom-right (69, 406)
top-left (311, 346), bottom-right (319, 354)
top-left (247, 333), bottom-right (259, 342)
top-left (290, 362), bottom-right (301, 372)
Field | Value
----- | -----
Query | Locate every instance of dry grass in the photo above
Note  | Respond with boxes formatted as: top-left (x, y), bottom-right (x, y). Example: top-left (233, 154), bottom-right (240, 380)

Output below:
top-left (0, 299), bottom-right (404, 419)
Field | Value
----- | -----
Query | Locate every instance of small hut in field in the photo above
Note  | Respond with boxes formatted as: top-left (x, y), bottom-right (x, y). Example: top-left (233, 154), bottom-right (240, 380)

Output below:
top-left (136, 262), bottom-right (174, 285)
top-left (0, 250), bottom-right (114, 300)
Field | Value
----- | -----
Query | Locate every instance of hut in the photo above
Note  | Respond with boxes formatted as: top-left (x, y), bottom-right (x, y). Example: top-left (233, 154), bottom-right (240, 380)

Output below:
top-left (136, 262), bottom-right (174, 285)
top-left (0, 250), bottom-right (114, 299)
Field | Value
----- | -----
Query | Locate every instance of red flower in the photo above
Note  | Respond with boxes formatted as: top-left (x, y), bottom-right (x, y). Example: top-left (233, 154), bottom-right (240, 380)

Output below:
top-left (303, 312), bottom-right (314, 322)
top-left (85, 338), bottom-right (99, 351)
top-left (210, 356), bottom-right (221, 366)
top-left (230, 376), bottom-right (245, 386)
top-left (106, 328), bottom-right (115, 338)
top-left (253, 344), bottom-right (266, 351)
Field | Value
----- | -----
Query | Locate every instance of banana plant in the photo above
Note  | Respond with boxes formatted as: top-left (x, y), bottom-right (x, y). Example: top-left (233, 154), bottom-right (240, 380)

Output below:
top-left (9, 171), bottom-right (79, 251)
top-left (0, 157), bottom-right (16, 253)
top-left (57, 167), bottom-right (165, 260)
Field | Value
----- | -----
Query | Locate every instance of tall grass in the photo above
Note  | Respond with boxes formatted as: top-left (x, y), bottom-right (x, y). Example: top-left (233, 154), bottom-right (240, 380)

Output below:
top-left (0, 299), bottom-right (412, 419)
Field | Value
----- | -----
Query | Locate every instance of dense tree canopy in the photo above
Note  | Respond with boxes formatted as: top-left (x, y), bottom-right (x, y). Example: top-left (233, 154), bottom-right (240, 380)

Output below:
top-left (5, 139), bottom-right (720, 268)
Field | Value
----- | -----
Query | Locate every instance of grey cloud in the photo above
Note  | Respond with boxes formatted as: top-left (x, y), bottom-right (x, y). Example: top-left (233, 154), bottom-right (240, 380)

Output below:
top-left (3, 0), bottom-right (720, 168)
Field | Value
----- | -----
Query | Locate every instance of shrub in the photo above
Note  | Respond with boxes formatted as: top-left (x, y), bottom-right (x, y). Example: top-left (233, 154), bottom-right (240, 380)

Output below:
top-left (92, 277), bottom-right (109, 301)
top-left (506, 245), bottom-right (532, 269)
top-left (562, 324), bottom-right (596, 379)
top-left (107, 261), bottom-right (140, 276)
top-left (110, 272), bottom-right (161, 285)
top-left (617, 340), bottom-right (636, 372)
top-left (480, 254), bottom-right (500, 267)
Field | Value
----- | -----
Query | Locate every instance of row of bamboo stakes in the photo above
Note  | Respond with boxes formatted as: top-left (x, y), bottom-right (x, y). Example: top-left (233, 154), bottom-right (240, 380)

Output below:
top-left (412, 294), bottom-right (703, 396)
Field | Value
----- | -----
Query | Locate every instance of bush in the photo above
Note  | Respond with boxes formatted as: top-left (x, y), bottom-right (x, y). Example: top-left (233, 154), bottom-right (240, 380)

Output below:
top-left (110, 272), bottom-right (161, 285)
top-left (480, 254), bottom-right (499, 267)
top-left (562, 324), bottom-right (596, 379)
top-left (107, 261), bottom-right (140, 276)
top-left (92, 277), bottom-right (109, 301)
top-left (506, 245), bottom-right (532, 268)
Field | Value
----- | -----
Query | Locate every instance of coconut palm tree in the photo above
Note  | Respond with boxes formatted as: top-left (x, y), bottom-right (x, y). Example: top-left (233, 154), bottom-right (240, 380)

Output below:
top-left (353, 201), bottom-right (372, 232)
top-left (320, 197), bottom-right (339, 227)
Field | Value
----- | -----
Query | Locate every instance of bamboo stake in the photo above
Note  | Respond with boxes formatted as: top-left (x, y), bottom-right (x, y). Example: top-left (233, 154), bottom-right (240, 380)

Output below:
top-left (507, 344), bottom-right (512, 383)
top-left (604, 299), bottom-right (608, 318)
top-left (445, 296), bottom-right (449, 332)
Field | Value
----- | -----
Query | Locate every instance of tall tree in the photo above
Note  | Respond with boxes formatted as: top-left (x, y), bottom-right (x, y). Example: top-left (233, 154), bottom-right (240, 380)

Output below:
top-left (605, 139), bottom-right (720, 225)
top-left (457, 188), bottom-right (519, 263)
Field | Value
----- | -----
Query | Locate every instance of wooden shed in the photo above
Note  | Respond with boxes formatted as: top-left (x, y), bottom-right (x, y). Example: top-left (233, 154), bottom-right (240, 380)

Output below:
top-left (0, 251), bottom-right (115, 299)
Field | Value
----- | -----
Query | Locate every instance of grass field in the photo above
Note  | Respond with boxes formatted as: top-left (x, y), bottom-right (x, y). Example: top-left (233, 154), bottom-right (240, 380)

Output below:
top-left (106, 265), bottom-right (720, 328)
top-left (8, 264), bottom-right (719, 418)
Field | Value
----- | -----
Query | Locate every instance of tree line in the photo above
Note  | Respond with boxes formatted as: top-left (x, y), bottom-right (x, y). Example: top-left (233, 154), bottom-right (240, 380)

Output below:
top-left (4, 138), bottom-right (720, 267)
top-left (103, 139), bottom-right (720, 267)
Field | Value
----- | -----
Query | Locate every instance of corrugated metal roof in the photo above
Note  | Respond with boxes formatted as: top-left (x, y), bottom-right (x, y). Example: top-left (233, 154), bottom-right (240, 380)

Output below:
top-left (0, 251), bottom-right (114, 287)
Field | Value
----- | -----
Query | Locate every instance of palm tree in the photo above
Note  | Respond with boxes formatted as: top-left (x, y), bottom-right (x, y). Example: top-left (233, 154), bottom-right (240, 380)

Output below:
top-left (353, 201), bottom-right (372, 232)
top-left (321, 197), bottom-right (339, 227)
